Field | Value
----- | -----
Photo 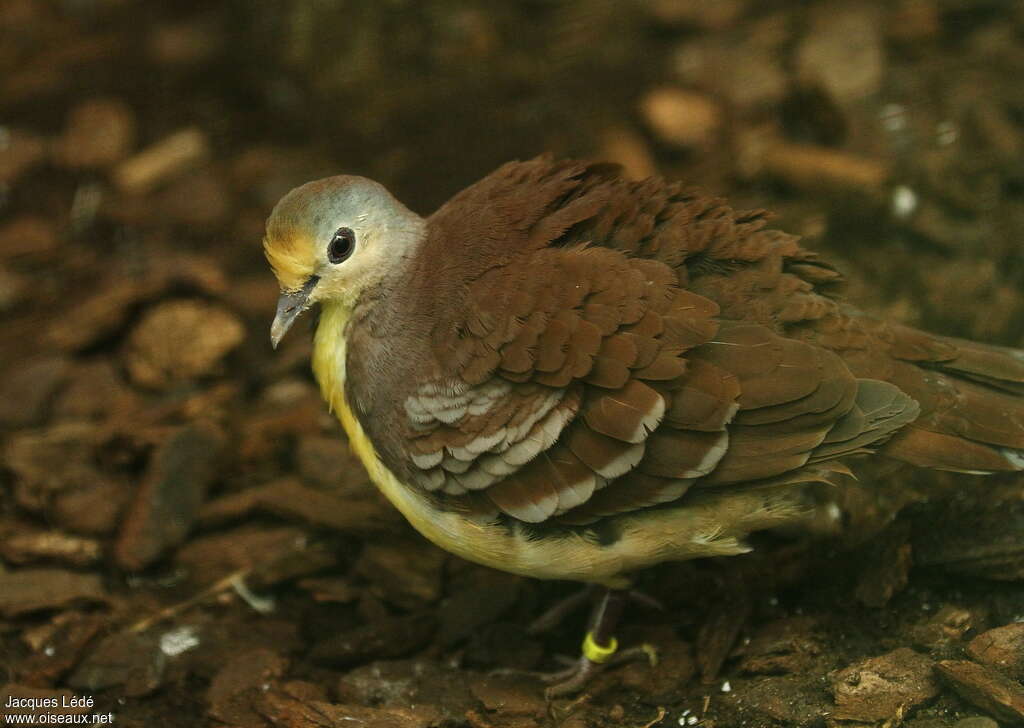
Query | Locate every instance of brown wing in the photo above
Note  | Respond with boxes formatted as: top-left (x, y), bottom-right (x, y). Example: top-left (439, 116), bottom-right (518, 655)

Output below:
top-left (350, 157), bottom-right (927, 526)
top-left (393, 241), bottom-right (917, 525)
top-left (800, 313), bottom-right (1024, 473)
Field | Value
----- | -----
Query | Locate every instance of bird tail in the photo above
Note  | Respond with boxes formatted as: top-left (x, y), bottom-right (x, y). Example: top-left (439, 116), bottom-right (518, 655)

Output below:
top-left (872, 329), bottom-right (1024, 474)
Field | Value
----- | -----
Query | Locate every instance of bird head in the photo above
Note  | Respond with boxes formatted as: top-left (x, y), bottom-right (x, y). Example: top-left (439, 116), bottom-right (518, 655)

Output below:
top-left (263, 175), bottom-right (424, 348)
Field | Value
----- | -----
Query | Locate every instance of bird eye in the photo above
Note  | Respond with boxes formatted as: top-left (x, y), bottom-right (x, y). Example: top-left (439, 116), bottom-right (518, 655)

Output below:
top-left (327, 227), bottom-right (356, 264)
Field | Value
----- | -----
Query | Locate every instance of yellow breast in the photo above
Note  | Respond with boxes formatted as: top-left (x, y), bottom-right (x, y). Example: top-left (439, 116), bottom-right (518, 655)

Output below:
top-left (311, 302), bottom-right (808, 586)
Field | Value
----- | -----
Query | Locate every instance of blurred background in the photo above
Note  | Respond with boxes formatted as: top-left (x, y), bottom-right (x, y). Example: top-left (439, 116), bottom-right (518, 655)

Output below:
top-left (2, 1), bottom-right (1024, 726)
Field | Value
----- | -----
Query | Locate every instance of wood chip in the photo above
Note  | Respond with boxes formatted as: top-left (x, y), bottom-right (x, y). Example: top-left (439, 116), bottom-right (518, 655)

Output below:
top-left (0, 569), bottom-right (106, 617)
top-left (113, 126), bottom-right (209, 193)
top-left (937, 660), bottom-right (1024, 725)
top-left (115, 420), bottom-right (226, 570)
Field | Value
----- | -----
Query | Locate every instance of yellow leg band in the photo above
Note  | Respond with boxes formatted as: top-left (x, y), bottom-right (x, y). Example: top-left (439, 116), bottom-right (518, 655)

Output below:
top-left (582, 631), bottom-right (618, 664)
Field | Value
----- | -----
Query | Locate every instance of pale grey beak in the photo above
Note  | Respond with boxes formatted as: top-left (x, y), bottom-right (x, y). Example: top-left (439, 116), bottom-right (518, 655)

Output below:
top-left (270, 276), bottom-right (319, 349)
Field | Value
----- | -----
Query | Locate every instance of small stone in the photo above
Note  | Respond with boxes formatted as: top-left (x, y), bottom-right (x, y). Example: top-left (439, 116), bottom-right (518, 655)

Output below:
top-left (125, 299), bottom-right (245, 389)
top-left (795, 4), bottom-right (885, 104)
top-left (0, 569), bottom-right (106, 617)
top-left (0, 355), bottom-right (69, 427)
top-left (968, 623), bottom-right (1024, 682)
top-left (67, 631), bottom-right (166, 697)
top-left (937, 660), bottom-right (1024, 725)
top-left (115, 420), bottom-right (226, 570)
top-left (56, 98), bottom-right (136, 168)
top-left (830, 648), bottom-right (939, 722)
top-left (641, 88), bottom-right (721, 148)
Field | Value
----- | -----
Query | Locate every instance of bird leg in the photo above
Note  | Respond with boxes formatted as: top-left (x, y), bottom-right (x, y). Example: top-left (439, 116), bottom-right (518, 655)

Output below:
top-left (528, 584), bottom-right (665, 635)
top-left (541, 587), bottom-right (658, 698)
top-left (527, 584), bottom-right (598, 635)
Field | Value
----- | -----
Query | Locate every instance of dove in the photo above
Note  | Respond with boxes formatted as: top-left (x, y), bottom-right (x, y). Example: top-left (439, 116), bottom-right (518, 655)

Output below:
top-left (265, 157), bottom-right (1024, 694)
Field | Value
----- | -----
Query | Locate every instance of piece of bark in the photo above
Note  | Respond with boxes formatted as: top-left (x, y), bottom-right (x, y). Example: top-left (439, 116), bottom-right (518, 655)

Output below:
top-left (829, 648), bottom-right (939, 722)
top-left (740, 675), bottom-right (833, 726)
top-left (18, 612), bottom-right (106, 686)
top-left (67, 631), bottom-right (166, 697)
top-left (910, 605), bottom-right (983, 649)
top-left (0, 128), bottom-right (47, 185)
top-left (51, 481), bottom-right (131, 536)
top-left (258, 691), bottom-right (428, 728)
top-left (0, 528), bottom-right (102, 567)
top-left (309, 614), bottom-right (436, 667)
top-left (207, 648), bottom-right (288, 726)
top-left (4, 423), bottom-right (105, 514)
top-left (737, 129), bottom-right (889, 192)
top-left (115, 420), bottom-right (225, 570)
top-left (855, 523), bottom-right (913, 607)
top-left (56, 98), bottom-right (136, 169)
top-left (0, 216), bottom-right (57, 260)
top-left (355, 539), bottom-right (446, 609)
top-left (337, 659), bottom-right (474, 726)
top-left (125, 299), bottom-right (244, 389)
top-left (199, 477), bottom-right (396, 533)
top-left (795, 4), bottom-right (884, 103)
top-left (937, 660), bottom-right (1024, 725)
top-left (696, 586), bottom-right (751, 681)
top-left (641, 87), bottom-right (721, 149)
top-left (0, 569), bottom-right (106, 617)
top-left (967, 624), bottom-right (1024, 682)
top-left (113, 127), bottom-right (209, 193)
top-left (739, 617), bottom-right (823, 676)
top-left (0, 355), bottom-right (69, 428)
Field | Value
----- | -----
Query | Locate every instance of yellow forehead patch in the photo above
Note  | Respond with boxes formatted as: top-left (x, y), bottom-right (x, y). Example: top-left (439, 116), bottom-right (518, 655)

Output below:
top-left (264, 231), bottom-right (317, 292)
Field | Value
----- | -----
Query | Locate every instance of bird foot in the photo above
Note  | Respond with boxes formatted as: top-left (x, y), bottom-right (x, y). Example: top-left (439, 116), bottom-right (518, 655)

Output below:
top-left (542, 641), bottom-right (658, 699)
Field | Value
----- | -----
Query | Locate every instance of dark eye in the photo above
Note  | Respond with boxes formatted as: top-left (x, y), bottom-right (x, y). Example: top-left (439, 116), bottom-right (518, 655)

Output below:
top-left (327, 227), bottom-right (356, 264)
